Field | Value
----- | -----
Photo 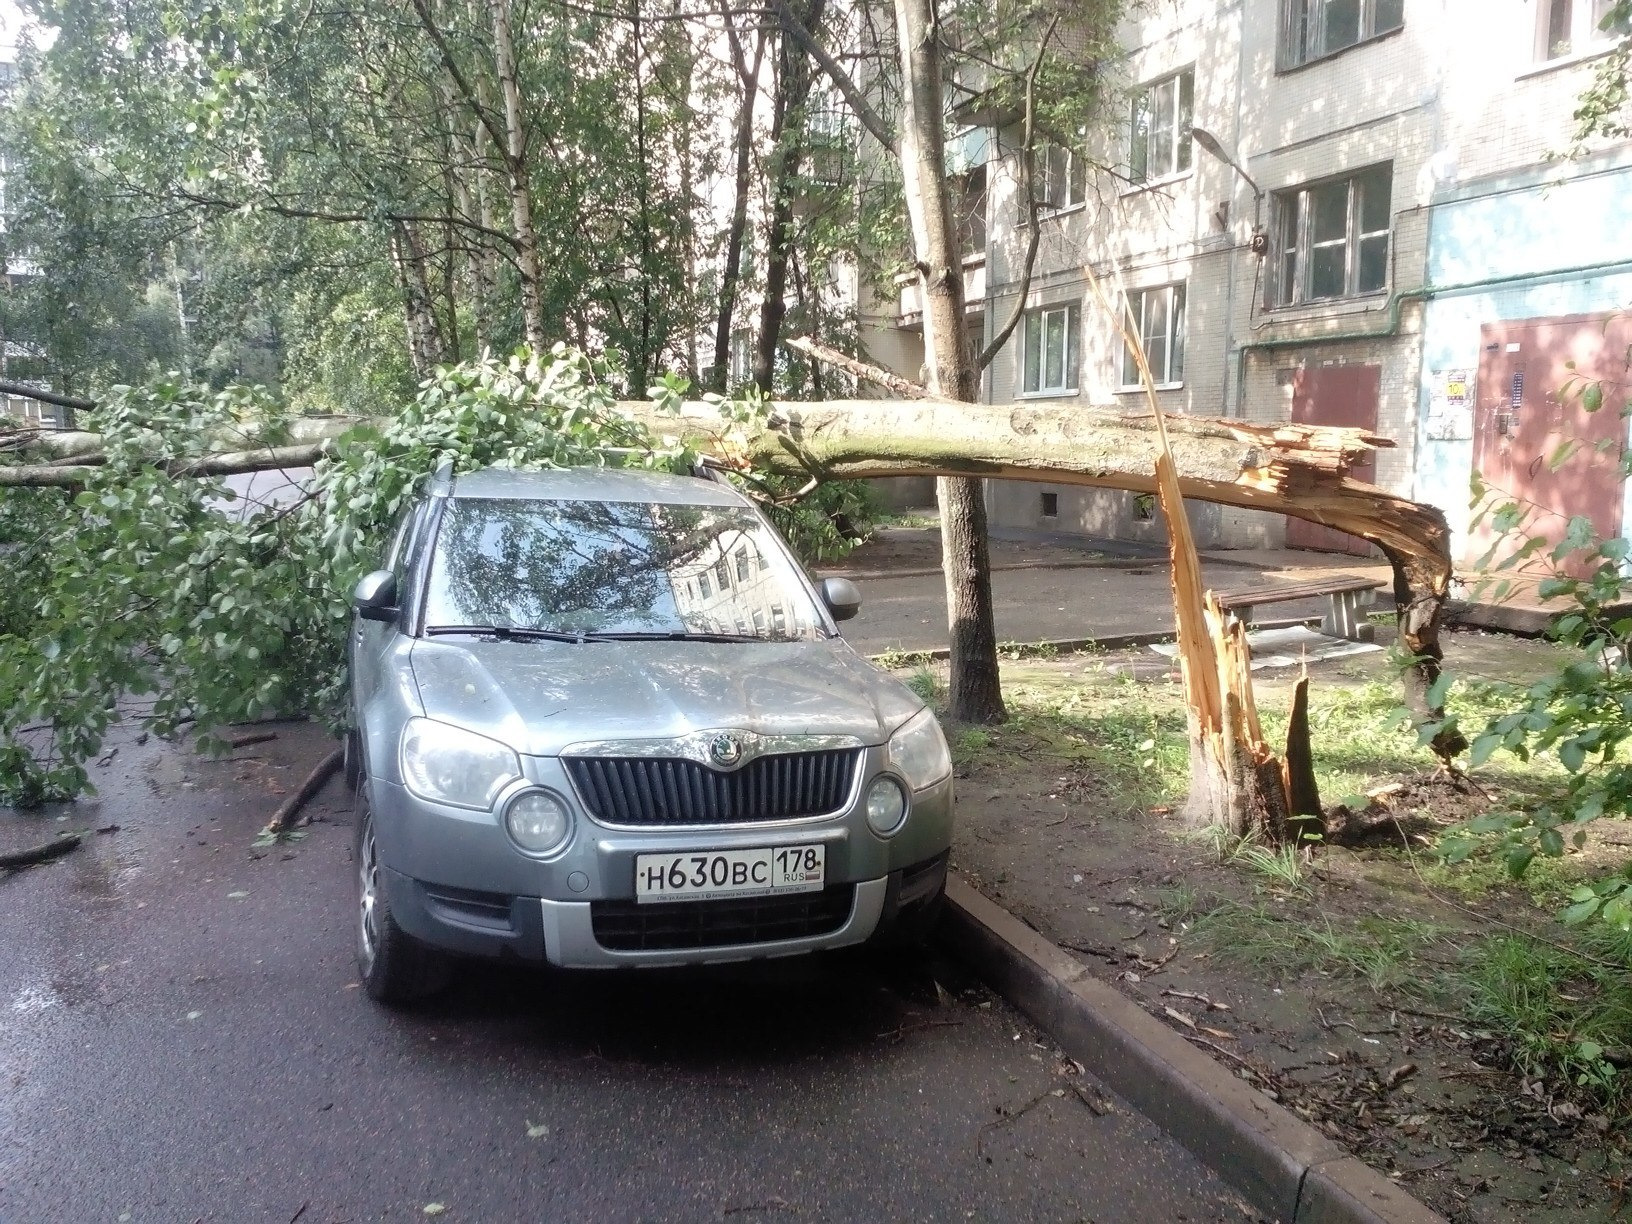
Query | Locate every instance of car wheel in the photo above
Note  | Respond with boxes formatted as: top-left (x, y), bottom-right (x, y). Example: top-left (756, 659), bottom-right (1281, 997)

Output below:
top-left (342, 728), bottom-right (362, 793)
top-left (355, 792), bottom-right (450, 1005)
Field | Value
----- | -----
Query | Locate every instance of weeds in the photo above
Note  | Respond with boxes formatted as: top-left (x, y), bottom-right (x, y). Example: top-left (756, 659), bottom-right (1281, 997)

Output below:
top-left (874, 649), bottom-right (937, 671)
top-left (1453, 934), bottom-right (1630, 1102)
top-left (904, 665), bottom-right (944, 705)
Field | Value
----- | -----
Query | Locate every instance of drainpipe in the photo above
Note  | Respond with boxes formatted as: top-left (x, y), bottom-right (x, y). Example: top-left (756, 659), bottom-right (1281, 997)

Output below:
top-left (1232, 256), bottom-right (1632, 409)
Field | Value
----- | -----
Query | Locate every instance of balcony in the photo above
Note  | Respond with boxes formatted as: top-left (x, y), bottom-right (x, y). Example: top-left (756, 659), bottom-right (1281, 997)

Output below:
top-left (895, 253), bottom-right (986, 331)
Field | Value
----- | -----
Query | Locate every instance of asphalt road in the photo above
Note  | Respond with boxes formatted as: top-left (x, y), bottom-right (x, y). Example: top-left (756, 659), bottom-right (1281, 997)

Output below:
top-left (0, 723), bottom-right (1251, 1224)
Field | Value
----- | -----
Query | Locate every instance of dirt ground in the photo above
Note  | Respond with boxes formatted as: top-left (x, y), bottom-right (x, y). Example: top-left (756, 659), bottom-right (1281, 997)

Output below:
top-left (913, 629), bottom-right (1632, 1224)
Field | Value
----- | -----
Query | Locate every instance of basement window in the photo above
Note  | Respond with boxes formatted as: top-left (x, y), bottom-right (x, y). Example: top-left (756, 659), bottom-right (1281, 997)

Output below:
top-left (1040, 491), bottom-right (1060, 518)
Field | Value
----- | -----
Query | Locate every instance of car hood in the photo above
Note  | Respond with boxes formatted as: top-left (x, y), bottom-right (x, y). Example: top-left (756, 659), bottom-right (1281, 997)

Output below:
top-left (407, 637), bottom-right (923, 756)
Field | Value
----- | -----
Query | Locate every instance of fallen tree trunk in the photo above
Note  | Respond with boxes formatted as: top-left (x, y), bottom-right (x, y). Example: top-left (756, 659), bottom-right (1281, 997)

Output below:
top-left (0, 396), bottom-right (1455, 757)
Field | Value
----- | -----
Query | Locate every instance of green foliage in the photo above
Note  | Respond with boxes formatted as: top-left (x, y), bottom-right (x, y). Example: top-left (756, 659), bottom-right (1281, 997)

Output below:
top-left (1446, 482), bottom-right (1632, 934)
top-left (0, 348), bottom-right (693, 806)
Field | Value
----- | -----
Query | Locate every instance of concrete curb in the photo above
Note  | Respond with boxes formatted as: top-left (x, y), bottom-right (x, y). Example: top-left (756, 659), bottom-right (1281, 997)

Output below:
top-left (865, 616), bottom-right (1316, 665)
top-left (939, 876), bottom-right (1446, 1224)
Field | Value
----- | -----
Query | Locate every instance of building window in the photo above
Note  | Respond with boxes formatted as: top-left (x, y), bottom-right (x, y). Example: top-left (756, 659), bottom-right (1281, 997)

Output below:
top-left (1129, 71), bottom-right (1194, 184)
top-left (1270, 164), bottom-right (1392, 306)
top-left (1033, 143), bottom-right (1085, 212)
top-left (1279, 0), bottom-right (1404, 69)
top-left (1121, 284), bottom-right (1187, 387)
top-left (735, 548), bottom-right (752, 583)
top-left (1040, 491), bottom-right (1059, 518)
top-left (1021, 303), bottom-right (1081, 395)
top-left (1536, 0), bottom-right (1628, 59)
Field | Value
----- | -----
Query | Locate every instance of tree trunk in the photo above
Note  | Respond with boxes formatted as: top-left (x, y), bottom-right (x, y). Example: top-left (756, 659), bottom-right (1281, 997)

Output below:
top-left (5, 397), bottom-right (1453, 758)
top-left (754, 0), bottom-right (824, 394)
top-left (893, 0), bottom-right (1005, 724)
top-left (489, 0), bottom-right (547, 353)
top-left (711, 20), bottom-right (765, 391)
top-left (390, 222), bottom-right (447, 377)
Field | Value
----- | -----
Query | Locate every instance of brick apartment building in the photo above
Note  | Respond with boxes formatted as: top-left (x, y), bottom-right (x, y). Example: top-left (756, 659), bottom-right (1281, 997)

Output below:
top-left (854, 0), bottom-right (1632, 564)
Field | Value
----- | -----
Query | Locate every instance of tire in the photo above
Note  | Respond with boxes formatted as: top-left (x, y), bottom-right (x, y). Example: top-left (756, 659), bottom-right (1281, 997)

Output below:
top-left (342, 728), bottom-right (362, 794)
top-left (354, 792), bottom-right (451, 1005)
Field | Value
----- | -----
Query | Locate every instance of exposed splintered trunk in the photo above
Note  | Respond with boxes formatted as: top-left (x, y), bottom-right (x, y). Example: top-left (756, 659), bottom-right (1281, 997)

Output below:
top-left (894, 0), bottom-right (1005, 724)
top-left (489, 0), bottom-right (547, 353)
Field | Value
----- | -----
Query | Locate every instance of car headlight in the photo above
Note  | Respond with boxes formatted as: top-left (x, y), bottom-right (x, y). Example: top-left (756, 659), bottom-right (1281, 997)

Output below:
top-left (399, 718), bottom-right (521, 810)
top-left (505, 791), bottom-right (572, 855)
top-left (887, 707), bottom-right (952, 791)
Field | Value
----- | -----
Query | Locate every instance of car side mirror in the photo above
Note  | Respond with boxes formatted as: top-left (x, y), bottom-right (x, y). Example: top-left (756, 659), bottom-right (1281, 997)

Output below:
top-left (820, 576), bottom-right (862, 622)
top-left (353, 570), bottom-right (399, 623)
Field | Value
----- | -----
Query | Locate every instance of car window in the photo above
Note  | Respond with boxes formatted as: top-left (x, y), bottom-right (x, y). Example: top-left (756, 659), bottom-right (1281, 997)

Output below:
top-left (421, 498), bottom-right (827, 641)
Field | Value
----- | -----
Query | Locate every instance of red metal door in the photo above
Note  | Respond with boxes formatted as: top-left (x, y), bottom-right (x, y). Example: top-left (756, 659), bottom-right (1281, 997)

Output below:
top-left (1286, 364), bottom-right (1380, 556)
top-left (1468, 315), bottom-right (1629, 576)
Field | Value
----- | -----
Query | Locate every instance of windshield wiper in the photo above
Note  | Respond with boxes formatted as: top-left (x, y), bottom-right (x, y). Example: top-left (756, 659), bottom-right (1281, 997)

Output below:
top-left (589, 630), bottom-right (763, 643)
top-left (424, 624), bottom-right (600, 643)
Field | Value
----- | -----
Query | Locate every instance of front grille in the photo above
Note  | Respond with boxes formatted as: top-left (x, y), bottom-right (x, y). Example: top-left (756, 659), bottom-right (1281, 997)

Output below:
top-left (564, 749), bottom-right (860, 826)
top-left (591, 885), bottom-right (855, 951)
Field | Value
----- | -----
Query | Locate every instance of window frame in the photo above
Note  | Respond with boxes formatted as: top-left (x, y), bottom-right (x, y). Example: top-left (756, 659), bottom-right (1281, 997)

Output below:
top-left (1030, 143), bottom-right (1086, 215)
top-left (1128, 70), bottom-right (1195, 186)
top-left (1278, 0), bottom-right (1405, 71)
top-left (1269, 164), bottom-right (1393, 308)
top-left (1020, 302), bottom-right (1082, 397)
top-left (1119, 283), bottom-right (1187, 390)
top-left (1534, 0), bottom-right (1628, 61)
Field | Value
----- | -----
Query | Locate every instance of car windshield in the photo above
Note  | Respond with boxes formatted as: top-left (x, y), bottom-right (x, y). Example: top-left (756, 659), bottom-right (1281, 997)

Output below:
top-left (421, 497), bottom-right (828, 642)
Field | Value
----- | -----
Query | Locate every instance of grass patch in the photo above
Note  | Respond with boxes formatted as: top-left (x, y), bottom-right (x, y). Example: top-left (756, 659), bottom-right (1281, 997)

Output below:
top-left (1451, 932), bottom-right (1631, 1104)
top-left (874, 649), bottom-right (937, 671)
top-left (1188, 901), bottom-right (1448, 994)
top-left (904, 665), bottom-right (944, 705)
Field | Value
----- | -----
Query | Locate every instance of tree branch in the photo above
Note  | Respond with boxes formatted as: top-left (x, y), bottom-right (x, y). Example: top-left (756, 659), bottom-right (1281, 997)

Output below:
top-left (977, 16), bottom-right (1054, 373)
top-left (172, 188), bottom-right (522, 252)
top-left (408, 0), bottom-right (516, 167)
top-left (0, 380), bottom-right (98, 413)
top-left (784, 335), bottom-right (928, 397)
top-left (771, 0), bottom-right (894, 149)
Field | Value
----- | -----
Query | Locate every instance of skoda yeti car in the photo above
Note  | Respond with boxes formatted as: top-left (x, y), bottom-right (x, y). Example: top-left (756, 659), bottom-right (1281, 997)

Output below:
top-left (346, 464), bottom-right (954, 1003)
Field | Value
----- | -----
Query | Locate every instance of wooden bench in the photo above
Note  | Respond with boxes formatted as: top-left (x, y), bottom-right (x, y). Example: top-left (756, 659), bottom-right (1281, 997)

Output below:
top-left (1212, 574), bottom-right (1387, 642)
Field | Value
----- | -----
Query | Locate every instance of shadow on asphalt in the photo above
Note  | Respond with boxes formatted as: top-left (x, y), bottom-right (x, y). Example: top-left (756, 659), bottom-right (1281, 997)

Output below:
top-left (392, 942), bottom-right (983, 1068)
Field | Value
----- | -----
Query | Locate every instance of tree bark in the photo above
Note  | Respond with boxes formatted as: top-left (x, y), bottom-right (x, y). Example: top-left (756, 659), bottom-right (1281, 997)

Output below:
top-left (390, 222), bottom-right (449, 377)
top-left (894, 0), bottom-right (1005, 724)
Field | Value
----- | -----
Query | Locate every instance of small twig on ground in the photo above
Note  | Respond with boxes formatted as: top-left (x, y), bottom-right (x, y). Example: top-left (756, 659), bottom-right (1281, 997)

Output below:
top-left (227, 730), bottom-right (279, 749)
top-left (1380, 1063), bottom-right (1418, 1092)
top-left (1065, 1080), bottom-right (1114, 1116)
top-left (976, 1086), bottom-right (1062, 1156)
top-left (1163, 988), bottom-right (1229, 1011)
top-left (0, 834), bottom-right (82, 870)
top-left (1060, 940), bottom-right (1120, 961)
top-left (289, 1202), bottom-right (309, 1224)
top-left (261, 748), bottom-right (342, 836)
top-left (1181, 1030), bottom-right (1262, 1073)
top-left (875, 1018), bottom-right (963, 1042)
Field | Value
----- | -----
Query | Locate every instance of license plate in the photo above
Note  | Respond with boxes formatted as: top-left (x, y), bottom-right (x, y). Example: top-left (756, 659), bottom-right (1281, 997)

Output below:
top-left (634, 845), bottom-right (825, 904)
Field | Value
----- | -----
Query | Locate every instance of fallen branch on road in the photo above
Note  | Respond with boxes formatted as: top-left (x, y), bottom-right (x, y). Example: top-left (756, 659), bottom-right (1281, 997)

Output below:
top-left (262, 749), bottom-right (343, 836)
top-left (0, 833), bottom-right (83, 869)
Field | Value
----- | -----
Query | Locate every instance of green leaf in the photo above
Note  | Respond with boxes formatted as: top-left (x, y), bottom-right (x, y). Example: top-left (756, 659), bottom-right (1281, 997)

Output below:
top-left (1583, 382), bottom-right (1605, 413)
top-left (1562, 896), bottom-right (1603, 925)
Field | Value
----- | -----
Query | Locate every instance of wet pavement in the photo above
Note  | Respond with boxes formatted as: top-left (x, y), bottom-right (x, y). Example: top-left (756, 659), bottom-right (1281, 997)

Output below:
top-left (0, 723), bottom-right (1253, 1224)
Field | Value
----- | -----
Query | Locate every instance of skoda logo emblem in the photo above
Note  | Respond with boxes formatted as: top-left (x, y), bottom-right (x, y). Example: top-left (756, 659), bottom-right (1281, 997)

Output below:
top-left (708, 733), bottom-right (744, 767)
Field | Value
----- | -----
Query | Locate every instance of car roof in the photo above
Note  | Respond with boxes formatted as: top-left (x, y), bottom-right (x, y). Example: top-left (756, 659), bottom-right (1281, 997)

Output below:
top-left (447, 465), bottom-right (751, 507)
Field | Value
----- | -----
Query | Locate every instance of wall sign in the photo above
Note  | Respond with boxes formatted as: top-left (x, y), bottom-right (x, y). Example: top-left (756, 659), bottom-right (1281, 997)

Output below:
top-left (1425, 368), bottom-right (1474, 440)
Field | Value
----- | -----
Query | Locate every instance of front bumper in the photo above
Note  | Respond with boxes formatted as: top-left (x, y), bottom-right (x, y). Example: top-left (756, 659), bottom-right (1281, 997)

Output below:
top-left (368, 745), bottom-right (953, 969)
top-left (379, 853), bottom-right (948, 968)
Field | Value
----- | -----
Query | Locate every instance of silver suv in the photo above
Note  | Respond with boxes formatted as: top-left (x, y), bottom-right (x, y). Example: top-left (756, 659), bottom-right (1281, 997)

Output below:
top-left (346, 464), bottom-right (954, 1003)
